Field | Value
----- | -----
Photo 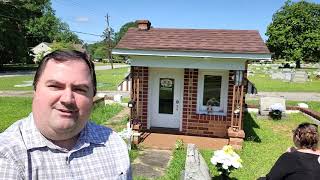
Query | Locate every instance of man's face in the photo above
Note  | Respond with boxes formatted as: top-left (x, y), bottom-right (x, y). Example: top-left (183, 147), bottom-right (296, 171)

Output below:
top-left (32, 59), bottom-right (94, 141)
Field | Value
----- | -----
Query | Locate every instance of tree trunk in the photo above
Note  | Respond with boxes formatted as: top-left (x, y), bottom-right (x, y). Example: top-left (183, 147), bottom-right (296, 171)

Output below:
top-left (296, 60), bottom-right (301, 68)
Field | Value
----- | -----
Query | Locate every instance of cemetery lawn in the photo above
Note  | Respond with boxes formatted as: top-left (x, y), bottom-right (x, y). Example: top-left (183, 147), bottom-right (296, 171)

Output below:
top-left (0, 75), bottom-right (34, 91)
top-left (92, 67), bottom-right (129, 91)
top-left (201, 112), bottom-right (315, 179)
top-left (248, 75), bottom-right (320, 92)
top-left (246, 99), bottom-right (320, 112)
top-left (0, 97), bottom-right (125, 133)
top-left (0, 67), bottom-right (128, 91)
top-left (0, 97), bottom-right (32, 132)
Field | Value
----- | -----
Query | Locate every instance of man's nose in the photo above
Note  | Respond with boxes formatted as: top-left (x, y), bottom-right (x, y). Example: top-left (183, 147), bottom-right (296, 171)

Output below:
top-left (60, 88), bottom-right (75, 105)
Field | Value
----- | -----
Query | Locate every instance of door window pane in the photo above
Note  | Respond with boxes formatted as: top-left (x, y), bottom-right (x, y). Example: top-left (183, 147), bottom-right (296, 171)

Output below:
top-left (159, 78), bottom-right (174, 114)
top-left (203, 75), bottom-right (221, 106)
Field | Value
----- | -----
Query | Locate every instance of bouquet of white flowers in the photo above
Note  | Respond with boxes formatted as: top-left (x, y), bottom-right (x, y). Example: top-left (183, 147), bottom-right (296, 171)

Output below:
top-left (211, 145), bottom-right (242, 178)
top-left (269, 103), bottom-right (285, 119)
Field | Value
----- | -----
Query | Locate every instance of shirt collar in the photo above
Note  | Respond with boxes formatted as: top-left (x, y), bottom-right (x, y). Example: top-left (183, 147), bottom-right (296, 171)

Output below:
top-left (21, 113), bottom-right (106, 151)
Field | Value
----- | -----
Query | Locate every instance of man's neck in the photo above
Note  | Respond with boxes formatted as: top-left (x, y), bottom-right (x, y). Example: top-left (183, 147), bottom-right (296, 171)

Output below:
top-left (51, 135), bottom-right (79, 151)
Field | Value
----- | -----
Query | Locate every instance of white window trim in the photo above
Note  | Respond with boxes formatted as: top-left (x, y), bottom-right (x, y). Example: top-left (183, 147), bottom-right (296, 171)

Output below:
top-left (197, 70), bottom-right (229, 115)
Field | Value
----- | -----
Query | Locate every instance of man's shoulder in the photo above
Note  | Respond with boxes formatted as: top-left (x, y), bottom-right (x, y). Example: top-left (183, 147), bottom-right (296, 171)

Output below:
top-left (86, 122), bottom-right (125, 145)
top-left (0, 118), bottom-right (28, 159)
top-left (86, 121), bottom-right (114, 137)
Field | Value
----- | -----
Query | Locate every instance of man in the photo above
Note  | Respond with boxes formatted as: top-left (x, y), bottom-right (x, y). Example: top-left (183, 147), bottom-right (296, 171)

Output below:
top-left (0, 50), bottom-right (132, 179)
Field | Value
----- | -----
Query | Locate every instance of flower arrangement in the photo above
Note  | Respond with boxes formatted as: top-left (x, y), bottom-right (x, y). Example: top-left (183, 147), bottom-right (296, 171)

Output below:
top-left (269, 103), bottom-right (285, 120)
top-left (211, 145), bottom-right (242, 178)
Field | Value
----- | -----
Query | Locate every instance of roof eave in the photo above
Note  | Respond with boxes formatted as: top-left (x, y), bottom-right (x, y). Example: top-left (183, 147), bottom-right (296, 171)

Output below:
top-left (113, 48), bottom-right (271, 60)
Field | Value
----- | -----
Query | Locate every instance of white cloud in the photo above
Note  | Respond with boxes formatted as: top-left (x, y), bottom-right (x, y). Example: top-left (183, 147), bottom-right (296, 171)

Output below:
top-left (75, 16), bottom-right (89, 23)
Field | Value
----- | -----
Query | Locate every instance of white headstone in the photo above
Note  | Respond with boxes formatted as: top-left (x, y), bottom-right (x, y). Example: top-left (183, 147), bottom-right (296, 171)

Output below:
top-left (297, 103), bottom-right (309, 109)
top-left (271, 72), bottom-right (285, 80)
top-left (292, 71), bottom-right (308, 83)
top-left (114, 94), bottom-right (122, 102)
top-left (259, 97), bottom-right (286, 116)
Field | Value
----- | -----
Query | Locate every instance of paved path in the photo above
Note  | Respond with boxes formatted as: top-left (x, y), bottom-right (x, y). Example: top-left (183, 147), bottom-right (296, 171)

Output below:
top-left (246, 92), bottom-right (320, 101)
top-left (107, 107), bottom-right (130, 123)
top-left (132, 149), bottom-right (172, 179)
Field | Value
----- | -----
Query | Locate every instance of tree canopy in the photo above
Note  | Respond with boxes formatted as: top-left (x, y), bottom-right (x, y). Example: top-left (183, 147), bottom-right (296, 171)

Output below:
top-left (0, 0), bottom-right (81, 69)
top-left (87, 21), bottom-right (138, 60)
top-left (114, 21), bottom-right (138, 45)
top-left (266, 0), bottom-right (320, 67)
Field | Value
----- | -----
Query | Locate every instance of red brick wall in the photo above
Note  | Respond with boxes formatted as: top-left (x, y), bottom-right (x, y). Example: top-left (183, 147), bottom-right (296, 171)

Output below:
top-left (131, 66), bottom-right (246, 138)
top-left (131, 66), bottom-right (148, 129)
top-left (182, 69), bottom-right (236, 138)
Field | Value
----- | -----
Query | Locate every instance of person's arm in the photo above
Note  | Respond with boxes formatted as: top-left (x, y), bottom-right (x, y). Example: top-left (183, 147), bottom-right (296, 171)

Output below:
top-left (0, 155), bottom-right (23, 180)
top-left (266, 152), bottom-right (295, 180)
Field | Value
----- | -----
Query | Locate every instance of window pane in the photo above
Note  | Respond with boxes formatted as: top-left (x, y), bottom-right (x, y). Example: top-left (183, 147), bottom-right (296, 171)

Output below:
top-left (159, 78), bottom-right (174, 114)
top-left (203, 75), bottom-right (221, 106)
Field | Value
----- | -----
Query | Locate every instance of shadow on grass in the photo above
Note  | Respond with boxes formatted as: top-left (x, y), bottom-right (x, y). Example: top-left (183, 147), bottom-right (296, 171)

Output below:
top-left (212, 176), bottom-right (238, 180)
top-left (243, 112), bottom-right (261, 143)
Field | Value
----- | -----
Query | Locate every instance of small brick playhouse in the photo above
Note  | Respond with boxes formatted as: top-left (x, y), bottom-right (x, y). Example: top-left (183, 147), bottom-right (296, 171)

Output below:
top-left (113, 20), bottom-right (270, 148)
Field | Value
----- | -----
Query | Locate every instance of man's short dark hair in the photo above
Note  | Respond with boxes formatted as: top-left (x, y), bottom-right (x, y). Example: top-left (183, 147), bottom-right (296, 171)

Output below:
top-left (33, 50), bottom-right (97, 96)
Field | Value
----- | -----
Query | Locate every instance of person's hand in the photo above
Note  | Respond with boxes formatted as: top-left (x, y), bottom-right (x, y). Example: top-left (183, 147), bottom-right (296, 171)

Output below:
top-left (286, 146), bottom-right (297, 152)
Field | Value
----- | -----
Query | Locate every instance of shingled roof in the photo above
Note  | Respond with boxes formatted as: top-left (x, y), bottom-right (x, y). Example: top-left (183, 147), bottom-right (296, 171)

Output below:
top-left (115, 21), bottom-right (270, 54)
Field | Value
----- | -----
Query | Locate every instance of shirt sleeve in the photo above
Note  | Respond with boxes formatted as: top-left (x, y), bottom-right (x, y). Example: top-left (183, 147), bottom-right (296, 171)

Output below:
top-left (0, 155), bottom-right (23, 180)
top-left (266, 152), bottom-right (296, 180)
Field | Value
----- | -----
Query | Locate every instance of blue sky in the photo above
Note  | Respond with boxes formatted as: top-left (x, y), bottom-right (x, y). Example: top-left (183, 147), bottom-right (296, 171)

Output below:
top-left (51, 0), bottom-right (320, 44)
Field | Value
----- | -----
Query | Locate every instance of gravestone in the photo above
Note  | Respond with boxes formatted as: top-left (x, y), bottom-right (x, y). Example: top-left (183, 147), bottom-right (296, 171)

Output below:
top-left (271, 72), bottom-right (284, 80)
top-left (292, 71), bottom-right (308, 83)
top-left (282, 69), bottom-right (292, 82)
top-left (259, 97), bottom-right (286, 116)
top-left (183, 144), bottom-right (211, 180)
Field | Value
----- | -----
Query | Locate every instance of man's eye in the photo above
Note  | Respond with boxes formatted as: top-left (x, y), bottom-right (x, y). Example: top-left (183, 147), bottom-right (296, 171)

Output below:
top-left (75, 88), bottom-right (87, 93)
top-left (48, 85), bottom-right (60, 89)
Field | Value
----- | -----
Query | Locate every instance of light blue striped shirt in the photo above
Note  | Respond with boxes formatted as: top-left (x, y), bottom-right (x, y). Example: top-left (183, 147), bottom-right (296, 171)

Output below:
top-left (0, 113), bottom-right (132, 180)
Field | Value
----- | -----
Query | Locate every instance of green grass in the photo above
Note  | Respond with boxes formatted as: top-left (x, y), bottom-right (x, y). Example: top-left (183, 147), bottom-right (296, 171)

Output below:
top-left (157, 149), bottom-right (187, 180)
top-left (0, 97), bottom-right (32, 132)
top-left (246, 99), bottom-right (320, 112)
top-left (90, 102), bottom-right (124, 125)
top-left (95, 67), bottom-right (129, 91)
top-left (248, 75), bottom-right (320, 92)
top-left (0, 75), bottom-right (34, 90)
top-left (248, 64), bottom-right (320, 92)
top-left (201, 112), bottom-right (316, 179)
top-left (0, 97), bottom-right (125, 132)
top-left (0, 67), bottom-right (128, 91)
top-left (129, 148), bottom-right (140, 163)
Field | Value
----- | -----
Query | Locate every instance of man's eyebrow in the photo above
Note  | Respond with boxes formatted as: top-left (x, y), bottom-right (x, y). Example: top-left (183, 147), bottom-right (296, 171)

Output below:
top-left (45, 80), bottom-right (89, 89)
top-left (45, 80), bottom-right (63, 85)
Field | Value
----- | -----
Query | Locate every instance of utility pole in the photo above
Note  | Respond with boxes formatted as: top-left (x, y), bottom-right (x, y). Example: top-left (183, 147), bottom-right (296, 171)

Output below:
top-left (105, 13), bottom-right (113, 69)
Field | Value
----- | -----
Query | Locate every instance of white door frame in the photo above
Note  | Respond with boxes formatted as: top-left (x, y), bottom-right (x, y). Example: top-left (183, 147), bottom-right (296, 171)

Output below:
top-left (147, 68), bottom-right (184, 130)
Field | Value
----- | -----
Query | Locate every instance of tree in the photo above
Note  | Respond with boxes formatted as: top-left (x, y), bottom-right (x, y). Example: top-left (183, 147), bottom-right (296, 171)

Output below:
top-left (114, 21), bottom-right (138, 45)
top-left (0, 0), bottom-right (81, 69)
top-left (266, 0), bottom-right (320, 68)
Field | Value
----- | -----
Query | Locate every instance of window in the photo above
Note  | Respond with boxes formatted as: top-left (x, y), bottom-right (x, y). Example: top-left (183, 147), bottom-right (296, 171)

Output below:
top-left (197, 70), bottom-right (228, 115)
top-left (159, 78), bottom-right (174, 114)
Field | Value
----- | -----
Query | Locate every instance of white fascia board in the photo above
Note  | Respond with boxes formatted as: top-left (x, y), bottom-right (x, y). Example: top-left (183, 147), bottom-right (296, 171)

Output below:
top-left (112, 49), bottom-right (271, 60)
top-left (129, 56), bottom-right (247, 70)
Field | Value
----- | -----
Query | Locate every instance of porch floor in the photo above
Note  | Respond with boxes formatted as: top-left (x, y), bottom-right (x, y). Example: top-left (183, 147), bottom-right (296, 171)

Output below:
top-left (138, 132), bottom-right (229, 150)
